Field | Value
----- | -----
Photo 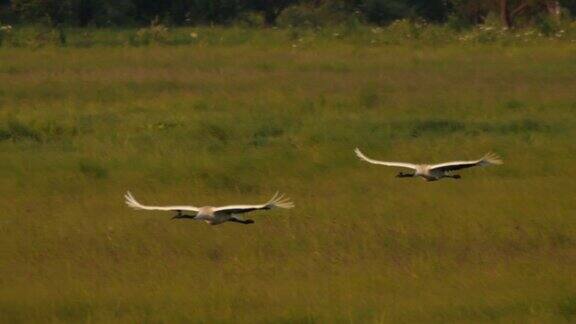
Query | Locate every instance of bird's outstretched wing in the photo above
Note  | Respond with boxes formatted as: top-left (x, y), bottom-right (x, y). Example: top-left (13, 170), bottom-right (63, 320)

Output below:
top-left (429, 152), bottom-right (503, 172)
top-left (354, 148), bottom-right (418, 170)
top-left (124, 191), bottom-right (199, 213)
top-left (213, 192), bottom-right (294, 215)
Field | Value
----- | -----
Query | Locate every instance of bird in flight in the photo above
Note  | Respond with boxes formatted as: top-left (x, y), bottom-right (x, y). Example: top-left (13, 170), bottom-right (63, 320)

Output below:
top-left (124, 191), bottom-right (294, 225)
top-left (354, 148), bottom-right (502, 181)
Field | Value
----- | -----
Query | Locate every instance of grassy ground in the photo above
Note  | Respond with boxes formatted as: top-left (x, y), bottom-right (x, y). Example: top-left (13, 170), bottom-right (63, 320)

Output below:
top-left (1, 29), bottom-right (576, 322)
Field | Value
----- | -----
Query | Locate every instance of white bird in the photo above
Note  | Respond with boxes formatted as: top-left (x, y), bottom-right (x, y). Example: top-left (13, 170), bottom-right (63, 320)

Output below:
top-left (354, 148), bottom-right (503, 181)
top-left (124, 191), bottom-right (294, 225)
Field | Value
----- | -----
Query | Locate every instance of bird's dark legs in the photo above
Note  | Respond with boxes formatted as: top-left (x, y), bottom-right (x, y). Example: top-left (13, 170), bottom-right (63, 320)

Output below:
top-left (229, 218), bottom-right (255, 225)
top-left (451, 174), bottom-right (461, 179)
top-left (396, 172), bottom-right (415, 178)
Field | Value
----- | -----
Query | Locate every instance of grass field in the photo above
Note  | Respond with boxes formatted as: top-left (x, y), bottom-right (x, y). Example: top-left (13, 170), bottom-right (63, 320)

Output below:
top-left (1, 28), bottom-right (576, 322)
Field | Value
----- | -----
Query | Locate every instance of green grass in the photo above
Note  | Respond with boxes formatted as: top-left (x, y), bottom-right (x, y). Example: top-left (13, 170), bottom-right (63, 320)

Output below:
top-left (1, 29), bottom-right (576, 323)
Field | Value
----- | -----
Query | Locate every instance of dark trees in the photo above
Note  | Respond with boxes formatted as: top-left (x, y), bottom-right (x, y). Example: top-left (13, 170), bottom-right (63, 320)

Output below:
top-left (245, 0), bottom-right (300, 26)
top-left (1, 0), bottom-right (573, 28)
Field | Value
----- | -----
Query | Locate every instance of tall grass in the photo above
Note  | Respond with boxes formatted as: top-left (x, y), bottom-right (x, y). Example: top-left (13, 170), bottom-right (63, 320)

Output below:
top-left (1, 29), bottom-right (576, 322)
top-left (1, 21), bottom-right (576, 48)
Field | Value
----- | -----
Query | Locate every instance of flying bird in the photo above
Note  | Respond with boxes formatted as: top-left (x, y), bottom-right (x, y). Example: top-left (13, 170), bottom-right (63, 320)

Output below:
top-left (124, 191), bottom-right (294, 225)
top-left (354, 148), bottom-right (502, 181)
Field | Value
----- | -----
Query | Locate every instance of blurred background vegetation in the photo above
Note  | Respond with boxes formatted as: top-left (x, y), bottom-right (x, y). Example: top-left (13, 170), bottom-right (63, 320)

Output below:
top-left (1, 0), bottom-right (576, 30)
top-left (2, 1), bottom-right (576, 47)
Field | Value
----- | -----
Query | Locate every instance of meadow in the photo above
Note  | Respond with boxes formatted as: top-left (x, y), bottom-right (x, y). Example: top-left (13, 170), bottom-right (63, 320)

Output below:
top-left (1, 27), bottom-right (576, 322)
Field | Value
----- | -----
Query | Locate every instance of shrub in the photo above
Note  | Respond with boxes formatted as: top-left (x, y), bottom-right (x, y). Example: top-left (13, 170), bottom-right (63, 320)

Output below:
top-left (134, 17), bottom-right (169, 45)
top-left (0, 23), bottom-right (12, 46)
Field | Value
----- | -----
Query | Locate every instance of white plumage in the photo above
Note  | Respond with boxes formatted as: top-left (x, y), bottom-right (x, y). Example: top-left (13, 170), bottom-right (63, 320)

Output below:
top-left (354, 148), bottom-right (502, 181)
top-left (125, 191), bottom-right (294, 225)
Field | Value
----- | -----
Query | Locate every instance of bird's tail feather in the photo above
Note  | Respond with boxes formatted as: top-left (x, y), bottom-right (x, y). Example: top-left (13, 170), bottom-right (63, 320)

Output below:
top-left (267, 192), bottom-right (295, 209)
top-left (354, 148), bottom-right (369, 162)
top-left (124, 191), bottom-right (145, 209)
top-left (481, 152), bottom-right (503, 165)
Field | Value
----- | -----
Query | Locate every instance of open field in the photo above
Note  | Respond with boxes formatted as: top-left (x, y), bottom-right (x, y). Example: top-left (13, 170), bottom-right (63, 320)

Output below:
top-left (1, 29), bottom-right (576, 322)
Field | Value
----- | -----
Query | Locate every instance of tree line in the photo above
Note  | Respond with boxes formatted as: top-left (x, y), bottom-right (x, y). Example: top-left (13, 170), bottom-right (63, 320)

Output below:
top-left (1, 0), bottom-right (574, 29)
